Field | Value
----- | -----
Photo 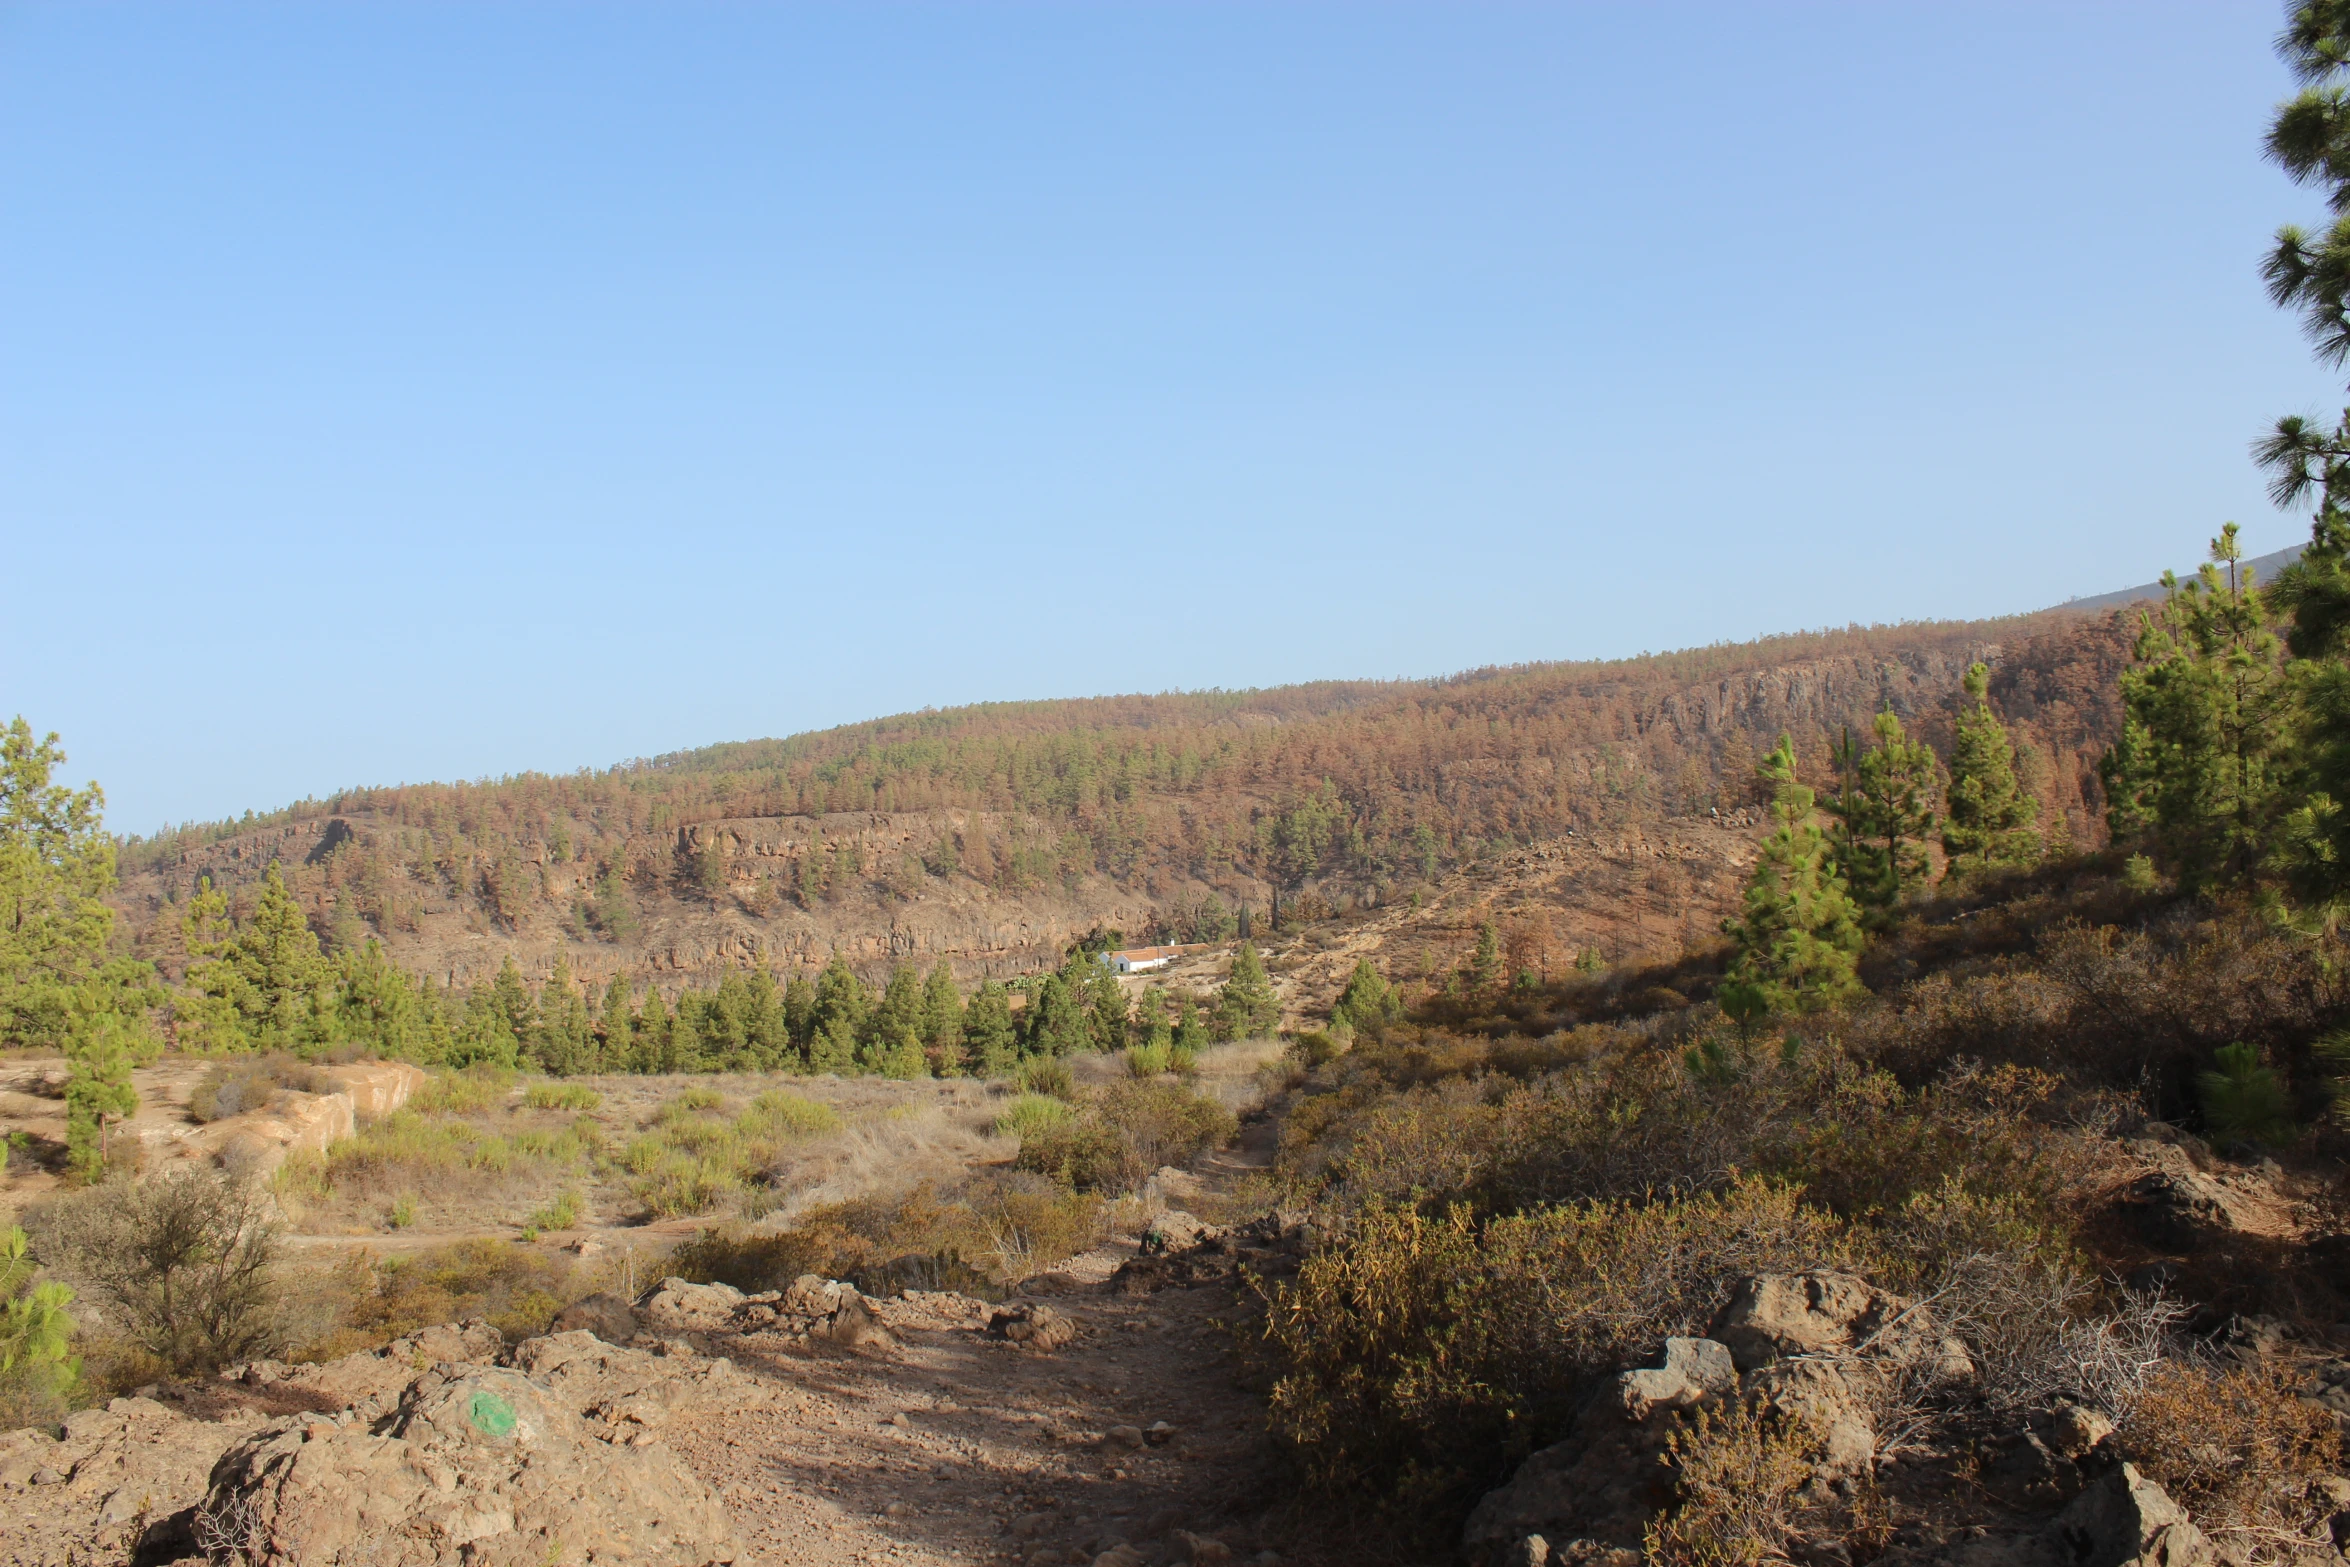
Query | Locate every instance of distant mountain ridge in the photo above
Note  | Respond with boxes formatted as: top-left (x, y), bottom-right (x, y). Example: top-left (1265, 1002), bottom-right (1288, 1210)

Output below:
top-left (2063, 543), bottom-right (2305, 612)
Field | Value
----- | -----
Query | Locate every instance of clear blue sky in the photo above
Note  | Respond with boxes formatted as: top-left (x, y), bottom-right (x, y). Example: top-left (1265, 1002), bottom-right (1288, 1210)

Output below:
top-left (3, 2), bottom-right (2339, 834)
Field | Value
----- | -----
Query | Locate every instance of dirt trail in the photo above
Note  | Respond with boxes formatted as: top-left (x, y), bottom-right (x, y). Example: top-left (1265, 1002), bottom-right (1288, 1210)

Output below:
top-left (669, 1135), bottom-right (1298, 1566)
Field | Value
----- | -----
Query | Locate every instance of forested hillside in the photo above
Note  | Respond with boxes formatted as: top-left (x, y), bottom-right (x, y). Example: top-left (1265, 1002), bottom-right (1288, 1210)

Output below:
top-left (104, 607), bottom-right (2135, 994)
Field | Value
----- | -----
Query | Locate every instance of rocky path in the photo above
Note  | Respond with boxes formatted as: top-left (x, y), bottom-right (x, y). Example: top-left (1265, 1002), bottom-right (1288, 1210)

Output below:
top-left (658, 1103), bottom-right (1301, 1567)
top-left (672, 1263), bottom-right (1288, 1567)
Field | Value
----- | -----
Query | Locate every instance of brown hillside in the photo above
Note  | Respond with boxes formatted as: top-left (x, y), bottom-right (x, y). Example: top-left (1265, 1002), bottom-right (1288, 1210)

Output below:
top-left (109, 608), bottom-right (2136, 993)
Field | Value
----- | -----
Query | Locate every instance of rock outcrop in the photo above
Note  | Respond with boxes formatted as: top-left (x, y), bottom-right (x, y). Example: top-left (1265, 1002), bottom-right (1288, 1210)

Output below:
top-left (0, 1396), bottom-right (264, 1567)
top-left (225, 1319), bottom-right (507, 1421)
top-left (7, 1318), bottom-right (761, 1566)
top-left (1464, 1271), bottom-right (1971, 1564)
top-left (1109, 1210), bottom-right (1314, 1294)
top-left (988, 1301), bottom-right (1080, 1352)
top-left (196, 1363), bottom-right (739, 1566)
top-left (636, 1273), bottom-right (902, 1353)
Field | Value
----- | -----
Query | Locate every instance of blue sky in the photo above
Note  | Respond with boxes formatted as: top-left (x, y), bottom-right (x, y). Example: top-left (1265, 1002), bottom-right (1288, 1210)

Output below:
top-left (3, 2), bottom-right (2340, 833)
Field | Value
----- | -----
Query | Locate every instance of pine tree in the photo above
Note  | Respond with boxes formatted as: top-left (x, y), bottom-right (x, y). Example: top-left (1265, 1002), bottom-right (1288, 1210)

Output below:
top-left (1134, 988), bottom-right (1173, 1052)
top-left (920, 959), bottom-right (965, 1076)
top-left (484, 955), bottom-right (537, 1065)
top-left (1023, 973), bottom-right (1090, 1057)
top-left (531, 955), bottom-right (594, 1075)
top-left (962, 980), bottom-right (1019, 1077)
top-left (176, 877), bottom-right (255, 1054)
top-left (633, 988), bottom-right (673, 1075)
top-left (0, 719), bottom-right (134, 1054)
top-left (2244, 6), bottom-right (2350, 911)
top-left (597, 976), bottom-right (637, 1066)
top-left (1329, 958), bottom-right (1401, 1036)
top-left (1827, 710), bottom-right (1940, 914)
top-left (811, 954), bottom-right (870, 1050)
top-left (743, 963), bottom-right (788, 1071)
top-left (181, 863), bottom-right (340, 1055)
top-left (2101, 526), bottom-right (2292, 892)
top-left (63, 984), bottom-right (145, 1180)
top-left (783, 972), bottom-right (817, 1057)
top-left (871, 964), bottom-right (925, 1062)
top-left (800, 1011), bottom-right (850, 1074)
top-left (1466, 922), bottom-right (1502, 994)
top-left (1215, 942), bottom-right (1279, 1041)
top-left (1719, 735), bottom-right (1867, 1018)
top-left (1943, 664), bottom-right (2041, 878)
top-left (336, 939), bottom-right (429, 1060)
top-left (1084, 959), bottom-right (1129, 1053)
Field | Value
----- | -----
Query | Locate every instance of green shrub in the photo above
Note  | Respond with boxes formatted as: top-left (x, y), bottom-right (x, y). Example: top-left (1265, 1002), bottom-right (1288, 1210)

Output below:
top-left (1012, 1082), bottom-right (1237, 1193)
top-left (298, 1238), bottom-right (586, 1357)
top-left (1018, 1057), bottom-right (1075, 1100)
top-left (528, 1189), bottom-right (583, 1231)
top-left (524, 1082), bottom-right (602, 1111)
top-left (1645, 1400), bottom-right (1836, 1567)
top-left (28, 1168), bottom-right (284, 1377)
top-left (743, 1090), bottom-right (840, 1137)
top-left (620, 1088), bottom-right (842, 1216)
top-left (1095, 1079), bottom-right (1236, 1170)
top-left (992, 1094), bottom-right (1076, 1140)
top-left (1013, 1120), bottom-right (1134, 1191)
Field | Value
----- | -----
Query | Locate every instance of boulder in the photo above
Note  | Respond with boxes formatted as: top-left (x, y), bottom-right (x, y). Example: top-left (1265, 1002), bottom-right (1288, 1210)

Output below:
top-left (990, 1302), bottom-right (1079, 1351)
top-left (1462, 1339), bottom-right (1732, 1558)
top-left (1739, 1358), bottom-right (1877, 1479)
top-left (814, 1294), bottom-right (899, 1354)
top-left (634, 1277), bottom-right (746, 1333)
top-left (1709, 1270), bottom-right (1971, 1380)
top-left (2050, 1464), bottom-right (2213, 1567)
top-left (2124, 1143), bottom-right (2258, 1248)
top-left (548, 1292), bottom-right (637, 1343)
top-left (781, 1274), bottom-right (853, 1317)
top-left (195, 1364), bottom-right (740, 1566)
top-left (1141, 1211), bottom-right (1224, 1255)
top-left (1615, 1336), bottom-right (1736, 1421)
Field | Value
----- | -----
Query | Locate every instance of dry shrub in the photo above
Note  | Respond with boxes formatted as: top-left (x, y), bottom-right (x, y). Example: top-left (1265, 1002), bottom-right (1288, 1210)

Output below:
top-left (1645, 1400), bottom-right (1830, 1567)
top-left (675, 1172), bottom-right (1102, 1295)
top-left (1013, 1119), bottom-right (1132, 1191)
top-left (1017, 1081), bottom-right (1235, 1194)
top-left (294, 1104), bottom-right (598, 1227)
top-left (1262, 1176), bottom-right (1853, 1528)
top-left (2119, 1362), bottom-right (2342, 1558)
top-left (29, 1167), bottom-right (283, 1376)
top-left (293, 1239), bottom-right (586, 1359)
top-left (1847, 909), bottom-right (2345, 1098)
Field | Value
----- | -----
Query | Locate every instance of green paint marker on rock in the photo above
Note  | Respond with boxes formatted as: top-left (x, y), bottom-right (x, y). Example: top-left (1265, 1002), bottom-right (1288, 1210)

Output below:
top-left (468, 1390), bottom-right (517, 1438)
